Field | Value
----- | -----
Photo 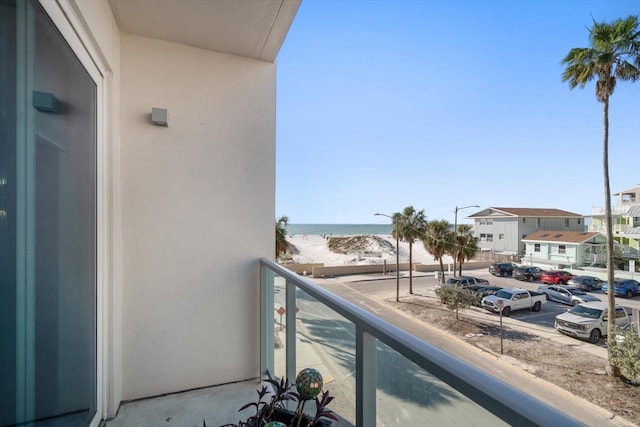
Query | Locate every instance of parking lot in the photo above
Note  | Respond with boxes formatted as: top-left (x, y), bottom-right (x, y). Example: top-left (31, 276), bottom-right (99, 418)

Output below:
top-left (429, 268), bottom-right (640, 351)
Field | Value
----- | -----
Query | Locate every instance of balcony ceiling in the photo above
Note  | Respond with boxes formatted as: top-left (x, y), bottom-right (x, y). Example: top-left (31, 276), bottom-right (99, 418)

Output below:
top-left (108, 0), bottom-right (301, 62)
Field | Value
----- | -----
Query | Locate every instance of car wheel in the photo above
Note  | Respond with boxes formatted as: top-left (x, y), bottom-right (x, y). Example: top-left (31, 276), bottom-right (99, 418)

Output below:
top-left (502, 306), bottom-right (511, 317)
top-left (587, 285), bottom-right (593, 292)
top-left (589, 329), bottom-right (601, 344)
top-left (528, 275), bottom-right (533, 282)
top-left (558, 280), bottom-right (564, 285)
top-left (532, 301), bottom-right (541, 312)
top-left (572, 300), bottom-right (578, 307)
top-left (502, 271), bottom-right (506, 277)
top-left (543, 293), bottom-right (549, 301)
top-left (626, 290), bottom-right (633, 299)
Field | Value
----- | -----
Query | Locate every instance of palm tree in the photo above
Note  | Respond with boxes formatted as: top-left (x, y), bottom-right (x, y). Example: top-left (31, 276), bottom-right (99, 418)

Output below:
top-left (395, 206), bottom-right (427, 294)
top-left (562, 15), bottom-right (640, 364)
top-left (455, 224), bottom-right (479, 276)
top-left (423, 219), bottom-right (454, 282)
top-left (275, 215), bottom-right (289, 259)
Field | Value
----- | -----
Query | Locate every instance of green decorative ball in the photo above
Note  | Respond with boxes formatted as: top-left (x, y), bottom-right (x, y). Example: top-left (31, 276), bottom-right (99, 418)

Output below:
top-left (295, 368), bottom-right (323, 400)
top-left (265, 422), bottom-right (286, 427)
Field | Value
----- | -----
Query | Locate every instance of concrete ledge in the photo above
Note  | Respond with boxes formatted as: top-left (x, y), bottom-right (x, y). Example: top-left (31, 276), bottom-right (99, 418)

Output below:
top-left (281, 263), bottom-right (324, 275)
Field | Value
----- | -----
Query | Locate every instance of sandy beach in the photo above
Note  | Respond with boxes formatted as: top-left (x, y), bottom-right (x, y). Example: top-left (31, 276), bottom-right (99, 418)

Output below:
top-left (285, 234), bottom-right (454, 266)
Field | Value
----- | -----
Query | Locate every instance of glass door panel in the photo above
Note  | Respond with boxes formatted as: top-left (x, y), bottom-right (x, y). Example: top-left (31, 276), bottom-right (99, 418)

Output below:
top-left (0, 1), bottom-right (97, 425)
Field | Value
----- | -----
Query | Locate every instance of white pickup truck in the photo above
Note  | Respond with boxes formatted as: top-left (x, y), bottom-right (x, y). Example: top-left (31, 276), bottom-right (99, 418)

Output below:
top-left (481, 287), bottom-right (546, 316)
top-left (555, 301), bottom-right (631, 343)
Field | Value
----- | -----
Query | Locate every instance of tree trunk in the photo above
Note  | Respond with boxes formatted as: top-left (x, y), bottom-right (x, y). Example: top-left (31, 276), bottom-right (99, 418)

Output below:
top-left (603, 96), bottom-right (617, 375)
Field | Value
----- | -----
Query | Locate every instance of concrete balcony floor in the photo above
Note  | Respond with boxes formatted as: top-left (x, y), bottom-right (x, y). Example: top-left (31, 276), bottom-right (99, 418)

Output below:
top-left (104, 380), bottom-right (260, 427)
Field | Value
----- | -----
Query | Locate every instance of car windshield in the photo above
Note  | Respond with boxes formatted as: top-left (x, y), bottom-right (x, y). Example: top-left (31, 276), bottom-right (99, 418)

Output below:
top-left (446, 278), bottom-right (459, 285)
top-left (568, 289), bottom-right (586, 295)
top-left (569, 305), bottom-right (603, 319)
top-left (495, 290), bottom-right (513, 299)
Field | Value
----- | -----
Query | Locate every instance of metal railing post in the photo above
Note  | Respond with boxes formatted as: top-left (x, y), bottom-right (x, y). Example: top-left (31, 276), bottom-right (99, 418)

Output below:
top-left (356, 326), bottom-right (377, 427)
top-left (260, 264), bottom-right (275, 377)
top-left (285, 279), bottom-right (297, 383)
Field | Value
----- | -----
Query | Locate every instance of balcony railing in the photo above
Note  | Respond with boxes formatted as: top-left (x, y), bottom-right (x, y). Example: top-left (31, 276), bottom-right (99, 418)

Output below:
top-left (259, 259), bottom-right (581, 426)
top-left (591, 205), bottom-right (631, 216)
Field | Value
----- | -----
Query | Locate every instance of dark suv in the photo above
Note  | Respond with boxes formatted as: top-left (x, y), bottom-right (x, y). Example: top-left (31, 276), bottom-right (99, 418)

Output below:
top-left (513, 266), bottom-right (544, 282)
top-left (489, 262), bottom-right (517, 277)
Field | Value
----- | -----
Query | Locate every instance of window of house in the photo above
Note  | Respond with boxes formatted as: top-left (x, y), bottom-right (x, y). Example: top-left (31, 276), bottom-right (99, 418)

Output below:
top-left (559, 245), bottom-right (566, 254)
top-left (536, 218), bottom-right (540, 227)
top-left (480, 233), bottom-right (486, 240)
top-left (499, 234), bottom-right (504, 239)
top-left (564, 218), bottom-right (569, 227)
top-left (487, 234), bottom-right (493, 242)
top-left (487, 220), bottom-right (493, 225)
top-left (534, 243), bottom-right (540, 252)
top-left (479, 220), bottom-right (486, 225)
top-left (523, 218), bottom-right (526, 223)
top-left (577, 218), bottom-right (581, 224)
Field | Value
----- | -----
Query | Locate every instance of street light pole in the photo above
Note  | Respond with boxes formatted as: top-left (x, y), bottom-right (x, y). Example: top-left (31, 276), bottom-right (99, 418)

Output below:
top-left (453, 204), bottom-right (480, 277)
top-left (375, 212), bottom-right (400, 302)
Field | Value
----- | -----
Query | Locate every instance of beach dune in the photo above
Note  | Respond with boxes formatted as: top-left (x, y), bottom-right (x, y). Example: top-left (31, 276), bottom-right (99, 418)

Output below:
top-left (286, 234), bottom-right (454, 267)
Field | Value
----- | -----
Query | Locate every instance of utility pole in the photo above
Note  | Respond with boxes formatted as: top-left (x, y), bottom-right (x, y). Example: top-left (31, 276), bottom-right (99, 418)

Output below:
top-left (375, 213), bottom-right (400, 302)
top-left (453, 205), bottom-right (479, 276)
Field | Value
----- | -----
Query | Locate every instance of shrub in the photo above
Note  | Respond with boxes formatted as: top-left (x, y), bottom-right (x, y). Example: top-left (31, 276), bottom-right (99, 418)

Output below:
top-left (435, 285), bottom-right (477, 320)
top-left (610, 325), bottom-right (640, 383)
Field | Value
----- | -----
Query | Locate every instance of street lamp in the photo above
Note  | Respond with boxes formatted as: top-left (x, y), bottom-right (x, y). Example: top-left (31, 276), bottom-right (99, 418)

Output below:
top-left (375, 212), bottom-right (400, 302)
top-left (453, 205), bottom-right (479, 277)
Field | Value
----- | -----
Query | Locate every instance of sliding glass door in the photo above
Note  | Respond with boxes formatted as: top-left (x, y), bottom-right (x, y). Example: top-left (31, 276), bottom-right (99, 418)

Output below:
top-left (0, 1), bottom-right (97, 425)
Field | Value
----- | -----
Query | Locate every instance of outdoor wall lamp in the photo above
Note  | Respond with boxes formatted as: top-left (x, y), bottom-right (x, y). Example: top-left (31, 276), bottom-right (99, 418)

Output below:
top-left (33, 91), bottom-right (60, 114)
top-left (151, 107), bottom-right (168, 127)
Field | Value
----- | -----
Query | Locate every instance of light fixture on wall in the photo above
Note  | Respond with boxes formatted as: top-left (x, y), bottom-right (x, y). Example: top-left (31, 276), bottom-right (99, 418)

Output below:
top-left (151, 107), bottom-right (168, 127)
top-left (33, 91), bottom-right (60, 113)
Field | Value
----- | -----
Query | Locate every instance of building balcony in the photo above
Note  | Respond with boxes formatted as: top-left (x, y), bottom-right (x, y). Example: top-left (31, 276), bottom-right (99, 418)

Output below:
top-left (591, 205), bottom-right (631, 216)
top-left (107, 259), bottom-right (583, 426)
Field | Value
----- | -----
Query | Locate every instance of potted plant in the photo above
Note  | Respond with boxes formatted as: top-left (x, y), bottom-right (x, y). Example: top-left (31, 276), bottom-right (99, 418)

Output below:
top-left (218, 368), bottom-right (337, 427)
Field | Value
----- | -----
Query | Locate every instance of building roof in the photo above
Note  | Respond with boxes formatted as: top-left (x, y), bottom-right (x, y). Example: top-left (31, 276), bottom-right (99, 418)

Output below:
top-left (109, 0), bottom-right (301, 62)
top-left (468, 207), bottom-right (583, 218)
top-left (522, 230), bottom-right (601, 244)
top-left (613, 185), bottom-right (640, 196)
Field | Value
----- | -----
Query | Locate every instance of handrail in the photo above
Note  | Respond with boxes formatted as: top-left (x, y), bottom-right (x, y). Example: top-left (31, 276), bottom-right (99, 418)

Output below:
top-left (260, 258), bottom-right (582, 427)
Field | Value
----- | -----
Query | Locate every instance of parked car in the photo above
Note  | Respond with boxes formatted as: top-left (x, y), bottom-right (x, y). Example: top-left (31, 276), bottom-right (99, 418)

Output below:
top-left (540, 270), bottom-right (574, 285)
top-left (615, 323), bottom-right (635, 344)
top-left (466, 285), bottom-right (503, 306)
top-left (488, 262), bottom-right (518, 277)
top-left (555, 301), bottom-right (630, 343)
top-left (443, 276), bottom-right (490, 287)
top-left (536, 285), bottom-right (600, 306)
top-left (513, 266), bottom-right (544, 282)
top-left (481, 288), bottom-right (546, 316)
top-left (601, 279), bottom-right (640, 298)
top-left (567, 276), bottom-right (605, 292)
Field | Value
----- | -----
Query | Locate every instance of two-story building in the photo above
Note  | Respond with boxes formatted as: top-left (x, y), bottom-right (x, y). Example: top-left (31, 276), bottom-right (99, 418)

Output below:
top-left (590, 185), bottom-right (640, 269)
top-left (468, 207), bottom-right (585, 256)
top-left (522, 230), bottom-right (606, 268)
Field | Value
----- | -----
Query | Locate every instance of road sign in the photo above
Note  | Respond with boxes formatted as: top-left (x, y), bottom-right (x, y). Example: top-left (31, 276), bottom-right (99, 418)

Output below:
top-left (277, 306), bottom-right (285, 316)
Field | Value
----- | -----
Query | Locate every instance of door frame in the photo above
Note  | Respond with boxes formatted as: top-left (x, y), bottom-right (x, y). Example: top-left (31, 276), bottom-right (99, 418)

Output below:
top-left (35, 1), bottom-right (113, 425)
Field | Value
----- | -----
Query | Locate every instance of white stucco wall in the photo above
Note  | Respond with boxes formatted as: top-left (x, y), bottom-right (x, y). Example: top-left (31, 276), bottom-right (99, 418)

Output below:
top-left (119, 34), bottom-right (275, 400)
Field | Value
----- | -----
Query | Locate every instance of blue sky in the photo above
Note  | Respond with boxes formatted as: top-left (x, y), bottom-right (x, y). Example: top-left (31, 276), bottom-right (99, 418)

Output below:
top-left (275, 0), bottom-right (640, 225)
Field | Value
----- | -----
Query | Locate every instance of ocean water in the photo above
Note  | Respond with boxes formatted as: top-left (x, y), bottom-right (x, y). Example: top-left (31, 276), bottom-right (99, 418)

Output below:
top-left (286, 223), bottom-right (392, 236)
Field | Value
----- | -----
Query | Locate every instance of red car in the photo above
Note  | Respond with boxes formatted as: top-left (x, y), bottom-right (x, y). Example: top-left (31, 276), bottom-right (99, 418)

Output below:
top-left (540, 270), bottom-right (574, 285)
